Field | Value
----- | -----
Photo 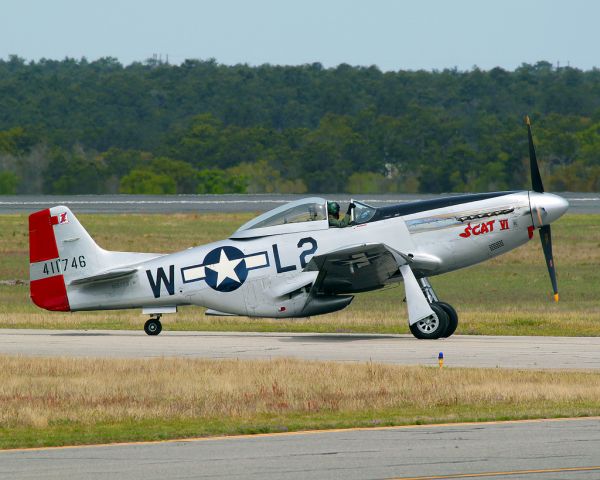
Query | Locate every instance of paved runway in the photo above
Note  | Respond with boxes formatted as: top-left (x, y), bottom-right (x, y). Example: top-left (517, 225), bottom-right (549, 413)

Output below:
top-left (1, 192), bottom-right (598, 214)
top-left (2, 330), bottom-right (600, 369)
top-left (2, 418), bottom-right (599, 479)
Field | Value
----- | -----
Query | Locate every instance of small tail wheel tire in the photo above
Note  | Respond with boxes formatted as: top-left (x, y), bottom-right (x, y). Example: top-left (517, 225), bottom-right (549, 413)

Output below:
top-left (409, 303), bottom-right (449, 340)
top-left (144, 318), bottom-right (162, 336)
top-left (434, 301), bottom-right (459, 338)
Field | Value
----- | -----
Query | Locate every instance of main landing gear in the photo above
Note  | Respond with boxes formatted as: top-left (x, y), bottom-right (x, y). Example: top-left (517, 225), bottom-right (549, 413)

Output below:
top-left (409, 278), bottom-right (459, 340)
top-left (144, 315), bottom-right (163, 336)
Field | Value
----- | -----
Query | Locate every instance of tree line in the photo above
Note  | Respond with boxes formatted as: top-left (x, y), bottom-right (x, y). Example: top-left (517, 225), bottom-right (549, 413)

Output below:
top-left (1, 55), bottom-right (599, 194)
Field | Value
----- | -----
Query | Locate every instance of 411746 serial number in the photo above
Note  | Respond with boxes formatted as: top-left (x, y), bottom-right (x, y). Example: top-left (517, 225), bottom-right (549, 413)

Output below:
top-left (42, 256), bottom-right (87, 275)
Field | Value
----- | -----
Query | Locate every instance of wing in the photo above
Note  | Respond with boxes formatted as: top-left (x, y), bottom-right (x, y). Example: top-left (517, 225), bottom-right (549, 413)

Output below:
top-left (304, 243), bottom-right (408, 294)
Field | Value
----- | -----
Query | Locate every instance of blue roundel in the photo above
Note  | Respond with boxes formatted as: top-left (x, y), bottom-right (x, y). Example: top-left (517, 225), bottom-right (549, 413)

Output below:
top-left (203, 246), bottom-right (248, 292)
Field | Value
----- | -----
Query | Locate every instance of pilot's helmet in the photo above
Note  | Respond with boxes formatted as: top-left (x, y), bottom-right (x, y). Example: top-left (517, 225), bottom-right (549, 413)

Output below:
top-left (327, 202), bottom-right (340, 218)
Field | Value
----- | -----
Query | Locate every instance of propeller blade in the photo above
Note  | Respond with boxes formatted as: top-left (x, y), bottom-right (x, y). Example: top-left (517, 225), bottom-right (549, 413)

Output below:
top-left (539, 224), bottom-right (559, 302)
top-left (525, 116), bottom-right (544, 193)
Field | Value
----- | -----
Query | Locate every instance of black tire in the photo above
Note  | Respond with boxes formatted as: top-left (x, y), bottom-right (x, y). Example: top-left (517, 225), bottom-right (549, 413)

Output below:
top-left (144, 318), bottom-right (162, 336)
top-left (435, 301), bottom-right (459, 338)
top-left (409, 303), bottom-right (449, 340)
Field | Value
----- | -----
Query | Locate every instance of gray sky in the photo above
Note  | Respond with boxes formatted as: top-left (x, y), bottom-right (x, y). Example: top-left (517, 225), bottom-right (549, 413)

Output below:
top-left (1, 0), bottom-right (598, 71)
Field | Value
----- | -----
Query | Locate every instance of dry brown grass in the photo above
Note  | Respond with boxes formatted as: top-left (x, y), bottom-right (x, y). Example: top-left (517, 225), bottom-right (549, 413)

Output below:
top-left (2, 355), bottom-right (600, 430)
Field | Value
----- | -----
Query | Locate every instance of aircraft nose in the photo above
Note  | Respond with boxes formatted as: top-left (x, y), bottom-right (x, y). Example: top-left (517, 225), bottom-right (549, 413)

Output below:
top-left (530, 192), bottom-right (569, 227)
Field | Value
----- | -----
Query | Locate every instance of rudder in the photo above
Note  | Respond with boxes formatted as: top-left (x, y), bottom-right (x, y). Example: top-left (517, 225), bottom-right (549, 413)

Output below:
top-left (29, 206), bottom-right (103, 311)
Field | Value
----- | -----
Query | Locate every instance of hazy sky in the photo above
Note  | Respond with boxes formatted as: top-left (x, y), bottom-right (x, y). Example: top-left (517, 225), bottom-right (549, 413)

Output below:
top-left (2, 0), bottom-right (598, 71)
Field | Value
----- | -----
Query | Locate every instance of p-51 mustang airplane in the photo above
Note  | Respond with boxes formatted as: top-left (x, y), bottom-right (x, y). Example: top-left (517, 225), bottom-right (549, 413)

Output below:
top-left (29, 118), bottom-right (568, 339)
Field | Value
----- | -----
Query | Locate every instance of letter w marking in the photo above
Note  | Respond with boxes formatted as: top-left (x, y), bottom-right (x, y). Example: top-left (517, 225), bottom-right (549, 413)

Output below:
top-left (146, 265), bottom-right (175, 298)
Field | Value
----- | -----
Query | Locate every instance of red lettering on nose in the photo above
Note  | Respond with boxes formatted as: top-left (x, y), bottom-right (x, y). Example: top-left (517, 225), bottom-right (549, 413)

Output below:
top-left (459, 223), bottom-right (472, 238)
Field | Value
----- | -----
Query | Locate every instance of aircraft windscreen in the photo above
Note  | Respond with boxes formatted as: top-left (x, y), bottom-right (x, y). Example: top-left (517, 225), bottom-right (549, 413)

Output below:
top-left (353, 201), bottom-right (377, 224)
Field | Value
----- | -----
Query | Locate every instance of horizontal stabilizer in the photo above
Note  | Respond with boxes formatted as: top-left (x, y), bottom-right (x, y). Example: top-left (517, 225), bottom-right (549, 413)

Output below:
top-left (69, 268), bottom-right (137, 286)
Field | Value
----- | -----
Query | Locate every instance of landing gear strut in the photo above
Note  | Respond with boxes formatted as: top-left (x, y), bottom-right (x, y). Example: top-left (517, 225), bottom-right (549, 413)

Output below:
top-left (144, 315), bottom-right (162, 336)
top-left (410, 278), bottom-right (459, 339)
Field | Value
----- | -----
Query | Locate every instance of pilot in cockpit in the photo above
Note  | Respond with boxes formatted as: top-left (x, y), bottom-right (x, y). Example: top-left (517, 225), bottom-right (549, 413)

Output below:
top-left (327, 201), bottom-right (355, 227)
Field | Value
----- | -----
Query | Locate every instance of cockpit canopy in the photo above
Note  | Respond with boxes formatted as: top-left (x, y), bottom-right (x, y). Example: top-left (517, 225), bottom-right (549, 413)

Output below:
top-left (231, 197), bottom-right (329, 239)
top-left (230, 197), bottom-right (379, 239)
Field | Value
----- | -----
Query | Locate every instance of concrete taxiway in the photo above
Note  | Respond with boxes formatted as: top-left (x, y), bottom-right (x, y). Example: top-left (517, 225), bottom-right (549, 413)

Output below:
top-left (2, 418), bottom-right (599, 479)
top-left (1, 329), bottom-right (600, 369)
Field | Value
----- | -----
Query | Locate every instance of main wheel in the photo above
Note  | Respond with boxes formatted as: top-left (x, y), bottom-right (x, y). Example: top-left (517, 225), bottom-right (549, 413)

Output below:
top-left (144, 318), bottom-right (162, 336)
top-left (409, 303), bottom-right (449, 340)
top-left (434, 301), bottom-right (458, 338)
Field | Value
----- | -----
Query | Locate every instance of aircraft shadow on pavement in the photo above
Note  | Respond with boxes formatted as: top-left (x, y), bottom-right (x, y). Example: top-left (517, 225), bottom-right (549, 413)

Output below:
top-left (45, 332), bottom-right (401, 341)
top-left (281, 334), bottom-right (400, 343)
top-left (51, 332), bottom-right (112, 336)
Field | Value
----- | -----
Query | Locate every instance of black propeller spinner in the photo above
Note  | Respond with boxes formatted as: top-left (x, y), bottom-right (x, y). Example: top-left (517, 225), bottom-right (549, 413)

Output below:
top-left (526, 116), bottom-right (559, 302)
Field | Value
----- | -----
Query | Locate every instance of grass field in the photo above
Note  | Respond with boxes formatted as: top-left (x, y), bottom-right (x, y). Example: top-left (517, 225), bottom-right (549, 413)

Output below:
top-left (2, 212), bottom-right (600, 449)
top-left (1, 212), bottom-right (599, 336)
top-left (2, 355), bottom-right (600, 449)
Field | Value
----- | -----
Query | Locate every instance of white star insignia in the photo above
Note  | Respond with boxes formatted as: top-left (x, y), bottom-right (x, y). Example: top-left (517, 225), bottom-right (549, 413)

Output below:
top-left (206, 249), bottom-right (243, 287)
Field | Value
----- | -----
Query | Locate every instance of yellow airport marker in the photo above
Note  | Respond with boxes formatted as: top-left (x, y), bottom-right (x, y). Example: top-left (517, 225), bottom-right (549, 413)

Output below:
top-left (438, 352), bottom-right (444, 369)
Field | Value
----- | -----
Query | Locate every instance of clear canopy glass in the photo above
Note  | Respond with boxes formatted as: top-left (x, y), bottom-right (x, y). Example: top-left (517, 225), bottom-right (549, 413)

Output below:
top-left (236, 197), bottom-right (328, 233)
top-left (352, 201), bottom-right (377, 224)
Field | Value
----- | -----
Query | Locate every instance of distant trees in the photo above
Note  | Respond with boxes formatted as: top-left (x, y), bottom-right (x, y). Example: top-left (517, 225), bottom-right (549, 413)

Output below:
top-left (1, 57), bottom-right (600, 193)
top-left (0, 172), bottom-right (18, 194)
top-left (120, 169), bottom-right (176, 194)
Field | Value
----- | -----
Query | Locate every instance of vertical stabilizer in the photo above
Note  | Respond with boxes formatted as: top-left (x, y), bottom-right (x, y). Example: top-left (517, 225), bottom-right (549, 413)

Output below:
top-left (29, 206), bottom-right (103, 311)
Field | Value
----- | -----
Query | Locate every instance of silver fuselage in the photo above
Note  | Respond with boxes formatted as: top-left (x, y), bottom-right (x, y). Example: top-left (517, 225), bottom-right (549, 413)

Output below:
top-left (58, 190), bottom-right (568, 318)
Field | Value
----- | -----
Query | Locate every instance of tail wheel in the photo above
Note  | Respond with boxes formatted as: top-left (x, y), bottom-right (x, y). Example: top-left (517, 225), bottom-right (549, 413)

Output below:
top-left (409, 303), bottom-right (449, 340)
top-left (434, 301), bottom-right (459, 338)
top-left (144, 318), bottom-right (162, 336)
